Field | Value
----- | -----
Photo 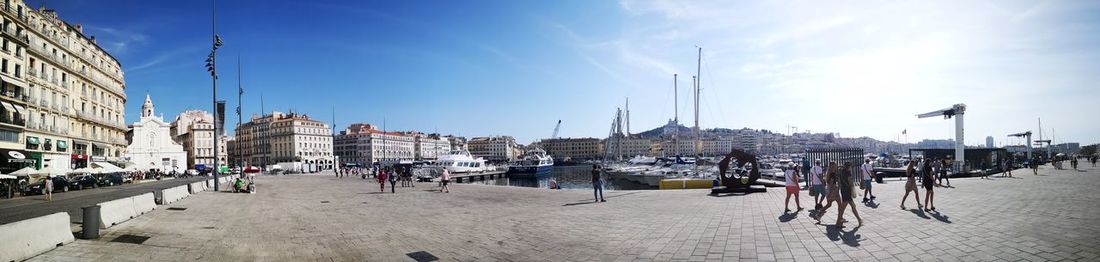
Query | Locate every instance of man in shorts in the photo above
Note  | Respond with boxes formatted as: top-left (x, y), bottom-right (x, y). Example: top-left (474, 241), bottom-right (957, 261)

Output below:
top-left (861, 159), bottom-right (876, 203)
top-left (810, 160), bottom-right (825, 210)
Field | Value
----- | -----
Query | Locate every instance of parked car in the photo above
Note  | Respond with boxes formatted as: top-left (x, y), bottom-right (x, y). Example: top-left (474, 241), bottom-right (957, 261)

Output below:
top-left (99, 173), bottom-right (124, 187)
top-left (70, 174), bottom-right (99, 190)
top-left (23, 176), bottom-right (72, 195)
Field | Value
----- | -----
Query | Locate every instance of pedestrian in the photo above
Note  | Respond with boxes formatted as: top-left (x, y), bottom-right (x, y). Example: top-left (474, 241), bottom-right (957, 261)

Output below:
top-left (900, 160), bottom-right (922, 210)
top-left (915, 158), bottom-right (925, 183)
top-left (939, 158), bottom-right (951, 187)
top-left (835, 162), bottom-right (863, 228)
top-left (1071, 156), bottom-right (1078, 170)
top-left (1031, 157), bottom-right (1039, 175)
top-left (377, 169), bottom-right (387, 192)
top-left (810, 159), bottom-right (825, 210)
top-left (1092, 155), bottom-right (1097, 167)
top-left (783, 163), bottom-right (803, 213)
top-left (1007, 157), bottom-right (1014, 177)
top-left (860, 159), bottom-right (875, 203)
top-left (440, 168), bottom-right (450, 193)
top-left (389, 168), bottom-right (397, 193)
top-left (931, 158), bottom-right (943, 187)
top-left (814, 162), bottom-right (841, 223)
top-left (44, 175), bottom-right (54, 202)
top-left (591, 165), bottom-right (605, 202)
top-left (922, 160), bottom-right (936, 212)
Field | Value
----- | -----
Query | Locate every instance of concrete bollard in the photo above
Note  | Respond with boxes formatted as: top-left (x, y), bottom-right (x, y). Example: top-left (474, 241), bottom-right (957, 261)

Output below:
top-left (81, 205), bottom-right (100, 239)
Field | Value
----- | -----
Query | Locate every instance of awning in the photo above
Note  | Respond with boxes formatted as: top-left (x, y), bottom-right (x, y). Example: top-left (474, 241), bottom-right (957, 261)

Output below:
top-left (1, 78), bottom-right (28, 90)
top-left (92, 143), bottom-right (106, 148)
top-left (26, 136), bottom-right (39, 145)
top-left (57, 140), bottom-right (68, 149)
top-left (10, 104), bottom-right (24, 115)
top-left (0, 101), bottom-right (14, 113)
top-left (91, 161), bottom-right (124, 173)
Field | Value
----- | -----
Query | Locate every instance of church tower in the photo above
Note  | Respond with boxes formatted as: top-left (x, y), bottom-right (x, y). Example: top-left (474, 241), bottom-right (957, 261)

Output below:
top-left (142, 94), bottom-right (155, 118)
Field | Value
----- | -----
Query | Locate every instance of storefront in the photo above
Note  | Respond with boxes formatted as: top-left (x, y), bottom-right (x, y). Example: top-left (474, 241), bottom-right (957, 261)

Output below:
top-left (0, 149), bottom-right (36, 174)
top-left (71, 153), bottom-right (88, 169)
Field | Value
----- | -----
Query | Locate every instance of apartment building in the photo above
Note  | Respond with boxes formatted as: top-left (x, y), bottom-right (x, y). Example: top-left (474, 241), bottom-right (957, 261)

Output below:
top-left (0, 2), bottom-right (128, 172)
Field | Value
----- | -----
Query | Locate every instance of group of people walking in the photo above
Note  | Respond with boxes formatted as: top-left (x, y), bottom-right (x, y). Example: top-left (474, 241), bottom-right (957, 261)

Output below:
top-left (373, 166), bottom-right (451, 193)
top-left (900, 159), bottom-right (936, 211)
top-left (793, 157), bottom-right (954, 227)
top-left (800, 160), bottom-right (864, 228)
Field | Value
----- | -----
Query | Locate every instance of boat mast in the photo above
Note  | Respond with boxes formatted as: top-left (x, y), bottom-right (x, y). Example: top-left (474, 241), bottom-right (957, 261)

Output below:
top-left (671, 74), bottom-right (677, 158)
top-left (694, 47), bottom-right (701, 173)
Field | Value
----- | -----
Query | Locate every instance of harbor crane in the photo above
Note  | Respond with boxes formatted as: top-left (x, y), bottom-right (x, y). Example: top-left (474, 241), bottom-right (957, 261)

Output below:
top-left (916, 103), bottom-right (966, 172)
top-left (1007, 131), bottom-right (1033, 162)
top-left (551, 120), bottom-right (562, 139)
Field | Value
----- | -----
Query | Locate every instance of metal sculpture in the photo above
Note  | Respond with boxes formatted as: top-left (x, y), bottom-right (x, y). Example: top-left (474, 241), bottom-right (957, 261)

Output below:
top-left (712, 148), bottom-right (766, 194)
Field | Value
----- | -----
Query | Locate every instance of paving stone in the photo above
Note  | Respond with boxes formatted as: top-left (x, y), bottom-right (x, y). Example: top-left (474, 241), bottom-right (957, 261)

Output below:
top-left (22, 165), bottom-right (1100, 261)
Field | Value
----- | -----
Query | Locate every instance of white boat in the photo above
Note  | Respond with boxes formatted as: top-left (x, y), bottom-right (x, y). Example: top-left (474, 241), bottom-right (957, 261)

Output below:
top-left (435, 150), bottom-right (491, 173)
top-left (627, 155), bottom-right (658, 165)
top-left (508, 148), bottom-right (554, 174)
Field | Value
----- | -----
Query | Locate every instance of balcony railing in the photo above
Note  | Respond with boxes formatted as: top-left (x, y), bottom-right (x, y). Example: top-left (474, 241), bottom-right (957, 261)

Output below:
top-left (38, 99), bottom-right (47, 107)
top-left (62, 81), bottom-right (70, 88)
top-left (27, 70), bottom-right (35, 77)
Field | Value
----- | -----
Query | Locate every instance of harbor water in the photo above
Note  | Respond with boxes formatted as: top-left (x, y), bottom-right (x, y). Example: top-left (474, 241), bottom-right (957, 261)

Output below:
top-left (463, 165), bottom-right (654, 190)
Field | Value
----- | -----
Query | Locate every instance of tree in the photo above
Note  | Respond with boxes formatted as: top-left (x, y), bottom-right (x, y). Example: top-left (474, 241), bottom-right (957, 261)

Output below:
top-left (1081, 144), bottom-right (1098, 156)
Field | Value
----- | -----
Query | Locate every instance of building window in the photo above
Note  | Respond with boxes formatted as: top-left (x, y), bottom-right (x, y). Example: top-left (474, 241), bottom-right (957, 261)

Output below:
top-left (0, 130), bottom-right (17, 142)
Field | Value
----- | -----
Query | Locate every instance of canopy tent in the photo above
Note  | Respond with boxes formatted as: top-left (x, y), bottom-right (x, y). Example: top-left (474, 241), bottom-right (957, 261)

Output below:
top-left (10, 167), bottom-right (43, 176)
top-left (124, 166), bottom-right (140, 172)
top-left (0, 174), bottom-right (16, 179)
top-left (41, 166), bottom-right (72, 175)
top-left (70, 167), bottom-right (96, 174)
top-left (89, 167), bottom-right (107, 174)
top-left (91, 162), bottom-right (124, 173)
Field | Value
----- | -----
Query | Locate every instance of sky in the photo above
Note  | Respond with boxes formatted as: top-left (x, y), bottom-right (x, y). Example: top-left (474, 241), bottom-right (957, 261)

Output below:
top-left (34, 0), bottom-right (1100, 146)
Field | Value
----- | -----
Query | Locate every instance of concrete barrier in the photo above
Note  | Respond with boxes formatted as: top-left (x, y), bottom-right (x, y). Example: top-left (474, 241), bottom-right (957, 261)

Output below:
top-left (160, 185), bottom-right (190, 205)
top-left (0, 212), bottom-right (75, 262)
top-left (132, 192), bottom-right (156, 216)
top-left (188, 181), bottom-right (206, 194)
top-left (98, 196), bottom-right (137, 229)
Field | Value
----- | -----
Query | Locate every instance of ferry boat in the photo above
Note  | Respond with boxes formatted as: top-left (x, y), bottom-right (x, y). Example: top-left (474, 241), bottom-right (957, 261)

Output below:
top-left (436, 150), bottom-right (491, 173)
top-left (508, 148), bottom-right (554, 174)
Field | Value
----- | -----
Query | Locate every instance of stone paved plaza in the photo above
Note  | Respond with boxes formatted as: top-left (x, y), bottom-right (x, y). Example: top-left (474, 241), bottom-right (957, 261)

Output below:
top-left (28, 164), bottom-right (1100, 261)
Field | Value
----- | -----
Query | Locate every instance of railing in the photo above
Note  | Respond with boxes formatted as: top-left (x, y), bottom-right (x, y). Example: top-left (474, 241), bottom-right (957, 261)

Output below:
top-left (27, 70), bottom-right (35, 77)
top-left (38, 99), bottom-right (47, 107)
top-left (62, 81), bottom-right (70, 88)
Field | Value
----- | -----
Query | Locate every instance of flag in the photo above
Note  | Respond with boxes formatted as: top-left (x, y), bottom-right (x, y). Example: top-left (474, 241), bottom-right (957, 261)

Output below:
top-left (214, 35), bottom-right (224, 48)
top-left (902, 129), bottom-right (907, 135)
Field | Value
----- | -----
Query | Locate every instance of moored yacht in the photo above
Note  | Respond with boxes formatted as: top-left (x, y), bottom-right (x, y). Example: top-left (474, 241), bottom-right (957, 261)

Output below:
top-left (508, 148), bottom-right (554, 174)
top-left (436, 150), bottom-right (491, 173)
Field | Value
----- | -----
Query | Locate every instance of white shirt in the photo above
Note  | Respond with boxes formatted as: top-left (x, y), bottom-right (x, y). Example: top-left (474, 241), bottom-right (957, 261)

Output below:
top-left (784, 169), bottom-right (798, 186)
top-left (861, 163), bottom-right (873, 180)
top-left (810, 165), bottom-right (823, 185)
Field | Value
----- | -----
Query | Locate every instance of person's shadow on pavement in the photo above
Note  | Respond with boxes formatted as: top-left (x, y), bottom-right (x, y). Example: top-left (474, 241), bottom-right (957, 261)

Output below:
top-left (863, 200), bottom-right (880, 209)
top-left (841, 226), bottom-right (863, 247)
top-left (929, 211), bottom-right (952, 223)
top-left (778, 211), bottom-right (798, 222)
top-left (909, 209), bottom-right (931, 219)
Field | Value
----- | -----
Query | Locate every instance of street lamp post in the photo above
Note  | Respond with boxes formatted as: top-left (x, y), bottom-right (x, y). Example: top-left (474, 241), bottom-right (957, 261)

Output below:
top-left (205, 0), bottom-right (224, 191)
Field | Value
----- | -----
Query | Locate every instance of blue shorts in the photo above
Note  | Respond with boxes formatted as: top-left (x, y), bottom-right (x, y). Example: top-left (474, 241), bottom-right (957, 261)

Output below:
top-left (862, 179), bottom-right (872, 189)
top-left (813, 184), bottom-right (826, 195)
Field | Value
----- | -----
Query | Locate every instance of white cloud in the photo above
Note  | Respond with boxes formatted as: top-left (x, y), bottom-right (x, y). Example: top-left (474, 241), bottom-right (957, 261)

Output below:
top-left (595, 0), bottom-right (1100, 144)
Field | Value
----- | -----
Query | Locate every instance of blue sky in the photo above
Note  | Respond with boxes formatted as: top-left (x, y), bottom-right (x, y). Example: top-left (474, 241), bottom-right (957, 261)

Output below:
top-left (37, 0), bottom-right (1100, 145)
